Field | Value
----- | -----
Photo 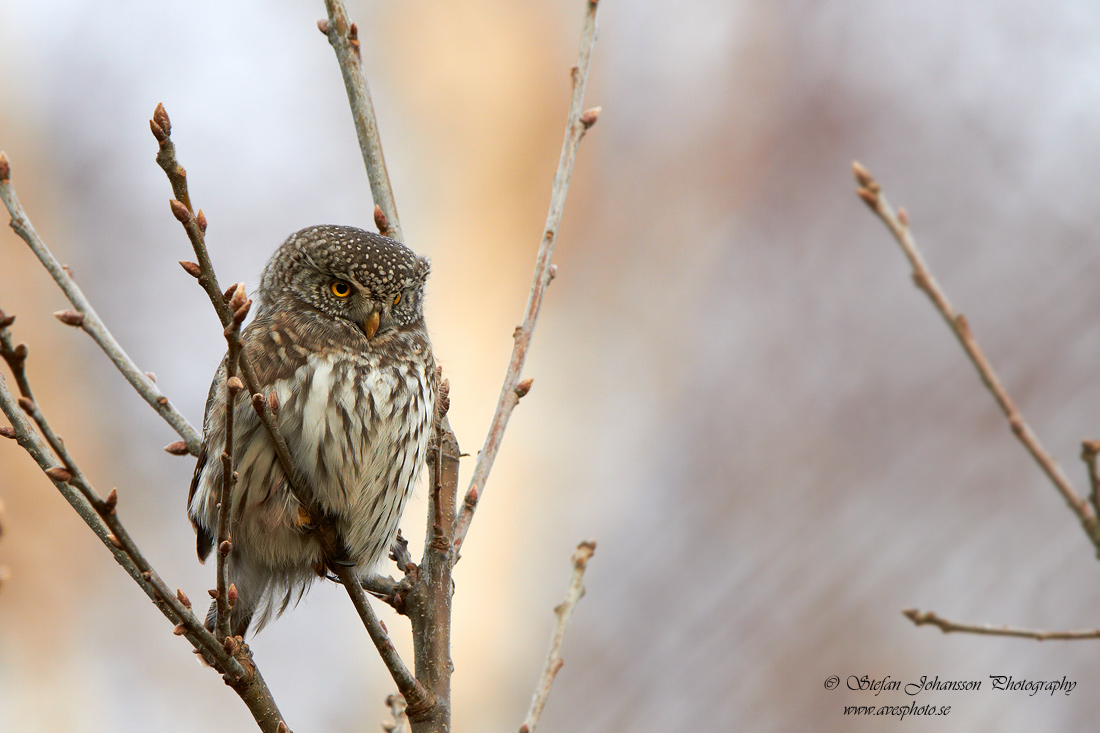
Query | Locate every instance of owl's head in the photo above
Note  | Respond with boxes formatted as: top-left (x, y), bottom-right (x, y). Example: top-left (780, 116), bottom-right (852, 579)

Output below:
top-left (258, 225), bottom-right (430, 339)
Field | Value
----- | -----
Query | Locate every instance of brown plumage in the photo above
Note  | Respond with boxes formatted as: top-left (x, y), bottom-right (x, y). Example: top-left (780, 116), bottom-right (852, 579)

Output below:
top-left (188, 225), bottom-right (436, 637)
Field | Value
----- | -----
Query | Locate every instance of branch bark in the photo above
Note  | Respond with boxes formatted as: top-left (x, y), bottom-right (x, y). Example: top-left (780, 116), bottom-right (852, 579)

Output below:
top-left (903, 609), bottom-right (1100, 641)
top-left (0, 314), bottom-right (289, 731)
top-left (453, 0), bottom-right (602, 553)
top-left (518, 541), bottom-right (596, 733)
top-left (320, 0), bottom-right (403, 243)
top-left (852, 162), bottom-right (1100, 552)
top-left (0, 153), bottom-right (201, 454)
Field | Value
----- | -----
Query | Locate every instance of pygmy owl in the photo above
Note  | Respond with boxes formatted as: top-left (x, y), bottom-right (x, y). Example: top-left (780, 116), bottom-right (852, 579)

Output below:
top-left (188, 225), bottom-right (437, 637)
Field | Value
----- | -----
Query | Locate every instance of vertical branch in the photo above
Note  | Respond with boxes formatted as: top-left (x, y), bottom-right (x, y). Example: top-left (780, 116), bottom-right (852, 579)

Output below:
top-left (453, 0), bottom-right (602, 552)
top-left (216, 284), bottom-right (251, 641)
top-left (407, 381), bottom-right (457, 732)
top-left (319, 1), bottom-right (403, 243)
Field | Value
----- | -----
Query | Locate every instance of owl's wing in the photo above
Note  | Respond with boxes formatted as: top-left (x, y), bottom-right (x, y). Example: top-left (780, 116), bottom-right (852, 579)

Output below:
top-left (188, 356), bottom-right (226, 563)
top-left (187, 311), bottom-right (314, 561)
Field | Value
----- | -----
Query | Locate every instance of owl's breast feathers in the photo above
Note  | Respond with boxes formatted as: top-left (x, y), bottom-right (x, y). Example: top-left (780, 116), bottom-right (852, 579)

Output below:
top-left (188, 309), bottom-right (437, 567)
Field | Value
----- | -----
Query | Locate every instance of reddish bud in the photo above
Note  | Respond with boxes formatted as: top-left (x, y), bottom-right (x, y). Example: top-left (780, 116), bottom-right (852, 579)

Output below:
top-left (104, 488), bottom-right (118, 511)
top-left (107, 533), bottom-right (122, 548)
top-left (53, 310), bottom-right (85, 327)
top-left (149, 118), bottom-right (165, 142)
top-left (176, 588), bottom-right (191, 608)
top-left (46, 467), bottom-right (73, 482)
top-left (222, 283), bottom-right (237, 302)
top-left (145, 371), bottom-right (157, 383)
top-left (857, 187), bottom-right (878, 208)
top-left (153, 103), bottom-right (171, 137)
top-left (0, 426), bottom-right (15, 440)
top-left (548, 264), bottom-right (558, 281)
top-left (465, 487), bottom-right (479, 507)
top-left (317, 18), bottom-right (329, 33)
top-left (227, 583), bottom-right (238, 605)
top-left (157, 396), bottom-right (168, 406)
top-left (515, 377), bottom-right (534, 399)
top-left (169, 199), bottom-right (191, 223)
top-left (17, 397), bottom-right (34, 413)
top-left (579, 106), bottom-right (601, 129)
top-left (897, 207), bottom-right (909, 226)
top-left (277, 722), bottom-right (290, 733)
top-left (173, 623), bottom-right (187, 636)
top-left (268, 392), bottom-right (279, 415)
top-left (196, 209), bottom-right (208, 232)
top-left (208, 588), bottom-right (220, 600)
top-left (164, 441), bottom-right (189, 455)
top-left (0, 152), bottom-right (9, 182)
top-left (12, 343), bottom-right (26, 360)
top-left (0, 311), bottom-right (14, 328)
top-left (251, 393), bottom-right (266, 414)
top-left (349, 22), bottom-right (358, 38)
top-left (219, 540), bottom-right (232, 556)
top-left (179, 260), bottom-right (202, 278)
top-left (374, 205), bottom-right (389, 234)
top-left (227, 376), bottom-right (244, 393)
top-left (223, 635), bottom-right (239, 655)
top-left (233, 299), bottom-right (252, 325)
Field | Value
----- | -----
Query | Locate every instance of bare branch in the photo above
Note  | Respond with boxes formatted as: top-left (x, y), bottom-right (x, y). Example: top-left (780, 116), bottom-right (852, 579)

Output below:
top-left (1082, 440), bottom-right (1100, 520)
top-left (150, 106), bottom-right (323, 532)
top-left (330, 563), bottom-right (434, 717)
top-left (0, 152), bottom-right (202, 454)
top-left (903, 608), bottom-right (1100, 641)
top-left (216, 285), bottom-right (250, 641)
top-left (454, 0), bottom-right (602, 553)
top-left (852, 162), bottom-right (1100, 550)
top-left (0, 316), bottom-right (290, 731)
top-left (320, 1), bottom-right (403, 243)
top-left (519, 541), bottom-right (597, 733)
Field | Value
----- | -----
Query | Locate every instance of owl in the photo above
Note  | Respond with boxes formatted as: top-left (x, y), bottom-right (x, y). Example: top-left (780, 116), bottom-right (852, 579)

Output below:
top-left (188, 225), bottom-right (437, 637)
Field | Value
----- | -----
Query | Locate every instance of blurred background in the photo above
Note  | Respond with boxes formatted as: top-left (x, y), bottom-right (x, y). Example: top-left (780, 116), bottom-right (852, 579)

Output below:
top-left (4, 0), bottom-right (1100, 730)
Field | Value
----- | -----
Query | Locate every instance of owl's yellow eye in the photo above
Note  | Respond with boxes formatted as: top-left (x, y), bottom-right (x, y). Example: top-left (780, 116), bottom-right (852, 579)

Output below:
top-left (393, 294), bottom-right (401, 306)
top-left (331, 281), bottom-right (351, 297)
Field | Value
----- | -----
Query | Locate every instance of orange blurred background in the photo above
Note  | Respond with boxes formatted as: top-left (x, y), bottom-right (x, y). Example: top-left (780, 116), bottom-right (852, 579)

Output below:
top-left (5, 1), bottom-right (1100, 731)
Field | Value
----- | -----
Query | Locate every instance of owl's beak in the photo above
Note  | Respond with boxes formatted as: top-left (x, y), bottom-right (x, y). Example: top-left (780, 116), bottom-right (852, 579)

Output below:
top-left (363, 310), bottom-right (381, 340)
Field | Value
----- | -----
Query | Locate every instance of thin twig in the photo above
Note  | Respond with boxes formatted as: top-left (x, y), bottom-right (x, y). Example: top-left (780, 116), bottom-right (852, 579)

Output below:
top-left (330, 563), bottom-right (434, 716)
top-left (150, 106), bottom-right (318, 527)
top-left (519, 541), bottom-right (597, 733)
top-left (0, 153), bottom-right (202, 455)
top-left (903, 608), bottom-right (1100, 641)
top-left (852, 162), bottom-right (1100, 551)
top-left (215, 285), bottom-right (250, 641)
top-left (453, 0), bottom-right (602, 553)
top-left (1082, 440), bottom-right (1100, 520)
top-left (319, 1), bottom-right (403, 243)
top-left (0, 317), bottom-right (290, 731)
